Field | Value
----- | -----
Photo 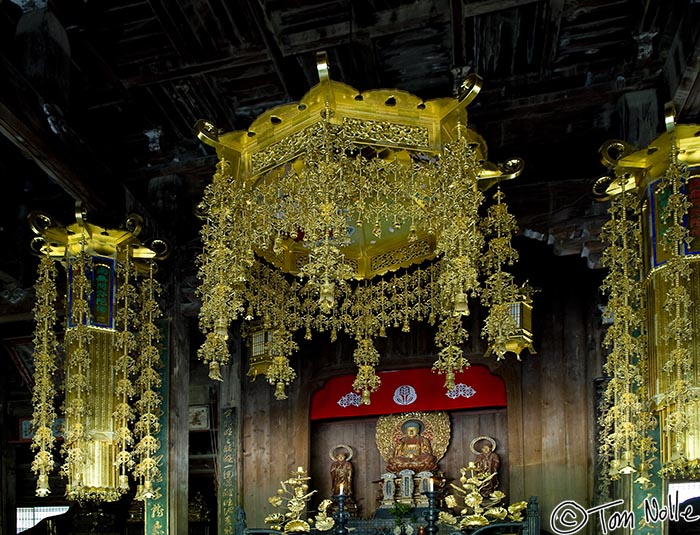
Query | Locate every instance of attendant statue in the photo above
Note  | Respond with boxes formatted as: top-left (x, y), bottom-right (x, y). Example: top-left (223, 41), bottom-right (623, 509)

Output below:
top-left (329, 445), bottom-right (357, 515)
top-left (386, 419), bottom-right (438, 474)
top-left (329, 445), bottom-right (354, 496)
top-left (470, 436), bottom-right (500, 496)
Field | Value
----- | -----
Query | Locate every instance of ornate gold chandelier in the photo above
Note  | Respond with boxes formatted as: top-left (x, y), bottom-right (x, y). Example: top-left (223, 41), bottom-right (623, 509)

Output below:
top-left (595, 108), bottom-right (700, 485)
top-left (195, 53), bottom-right (532, 401)
top-left (28, 205), bottom-right (168, 502)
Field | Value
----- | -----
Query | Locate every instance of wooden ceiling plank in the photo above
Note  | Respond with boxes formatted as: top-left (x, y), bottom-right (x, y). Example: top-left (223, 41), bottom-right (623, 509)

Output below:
top-left (461, 0), bottom-right (539, 18)
top-left (146, 0), bottom-right (201, 60)
top-left (121, 48), bottom-right (270, 88)
top-left (450, 0), bottom-right (465, 67)
top-left (241, 0), bottom-right (309, 100)
top-left (204, 0), bottom-right (248, 46)
top-left (541, 0), bottom-right (565, 73)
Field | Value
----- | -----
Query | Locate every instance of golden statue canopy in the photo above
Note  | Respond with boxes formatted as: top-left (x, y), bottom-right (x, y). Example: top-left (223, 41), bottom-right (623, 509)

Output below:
top-left (194, 52), bottom-right (530, 403)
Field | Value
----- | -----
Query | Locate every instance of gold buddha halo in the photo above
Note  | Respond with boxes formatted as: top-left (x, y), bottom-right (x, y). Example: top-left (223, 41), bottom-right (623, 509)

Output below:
top-left (596, 113), bottom-right (700, 482)
top-left (27, 204), bottom-right (168, 501)
top-left (195, 52), bottom-right (531, 402)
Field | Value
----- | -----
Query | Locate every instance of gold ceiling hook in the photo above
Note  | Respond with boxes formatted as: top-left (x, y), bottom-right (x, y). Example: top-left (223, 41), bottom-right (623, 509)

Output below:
top-left (316, 51), bottom-right (336, 114)
top-left (75, 201), bottom-right (87, 227)
top-left (316, 51), bottom-right (330, 82)
top-left (664, 101), bottom-right (677, 133)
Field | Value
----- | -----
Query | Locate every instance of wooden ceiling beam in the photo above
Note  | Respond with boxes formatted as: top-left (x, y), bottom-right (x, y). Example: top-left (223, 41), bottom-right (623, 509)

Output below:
top-left (0, 56), bottom-right (118, 214)
top-left (241, 0), bottom-right (309, 100)
top-left (541, 0), bottom-right (565, 73)
top-left (461, 0), bottom-right (539, 18)
top-left (146, 0), bottom-right (199, 59)
top-left (120, 48), bottom-right (270, 88)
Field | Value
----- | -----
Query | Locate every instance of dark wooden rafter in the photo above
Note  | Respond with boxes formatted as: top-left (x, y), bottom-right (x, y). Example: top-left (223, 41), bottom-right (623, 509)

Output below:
top-left (540, 0), bottom-right (564, 75)
top-left (0, 56), bottom-right (118, 214)
top-left (120, 49), bottom-right (270, 89)
top-left (241, 0), bottom-right (310, 101)
top-left (145, 0), bottom-right (201, 59)
top-left (462, 0), bottom-right (539, 17)
top-left (668, 7), bottom-right (700, 120)
top-left (450, 0), bottom-right (465, 67)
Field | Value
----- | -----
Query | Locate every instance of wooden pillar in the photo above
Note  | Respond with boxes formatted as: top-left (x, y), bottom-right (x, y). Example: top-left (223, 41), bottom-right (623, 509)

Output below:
top-left (139, 172), bottom-right (193, 535)
top-left (168, 299), bottom-right (190, 535)
top-left (0, 368), bottom-right (15, 535)
top-left (219, 322), bottom-right (242, 535)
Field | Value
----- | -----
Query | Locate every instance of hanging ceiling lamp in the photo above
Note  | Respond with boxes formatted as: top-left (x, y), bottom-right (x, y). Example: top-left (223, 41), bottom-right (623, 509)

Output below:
top-left (594, 106), bottom-right (700, 485)
top-left (27, 204), bottom-right (168, 502)
top-left (195, 52), bottom-right (532, 401)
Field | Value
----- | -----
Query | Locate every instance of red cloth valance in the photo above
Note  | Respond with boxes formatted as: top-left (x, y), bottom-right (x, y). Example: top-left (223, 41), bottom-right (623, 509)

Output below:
top-left (310, 365), bottom-right (506, 420)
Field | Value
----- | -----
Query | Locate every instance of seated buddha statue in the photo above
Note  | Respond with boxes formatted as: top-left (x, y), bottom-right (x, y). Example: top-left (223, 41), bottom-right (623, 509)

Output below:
top-left (386, 419), bottom-right (438, 474)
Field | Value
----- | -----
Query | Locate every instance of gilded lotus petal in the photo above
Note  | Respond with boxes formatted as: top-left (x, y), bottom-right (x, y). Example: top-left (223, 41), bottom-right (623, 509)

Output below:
top-left (460, 514), bottom-right (489, 528)
top-left (284, 519), bottom-right (311, 532)
top-left (315, 517), bottom-right (335, 531)
top-left (465, 491), bottom-right (483, 508)
top-left (508, 501), bottom-right (528, 516)
top-left (485, 507), bottom-right (508, 520)
top-left (264, 513), bottom-right (285, 524)
top-left (489, 490), bottom-right (506, 502)
top-left (288, 497), bottom-right (306, 512)
top-left (438, 511), bottom-right (457, 525)
top-left (268, 495), bottom-right (283, 507)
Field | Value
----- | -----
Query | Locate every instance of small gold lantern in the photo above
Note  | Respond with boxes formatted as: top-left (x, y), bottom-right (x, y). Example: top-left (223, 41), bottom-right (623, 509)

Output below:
top-left (505, 300), bottom-right (535, 358)
top-left (246, 325), bottom-right (274, 380)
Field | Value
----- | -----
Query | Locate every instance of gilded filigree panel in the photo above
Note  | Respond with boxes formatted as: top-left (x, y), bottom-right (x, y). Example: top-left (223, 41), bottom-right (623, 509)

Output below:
top-left (342, 117), bottom-right (429, 147)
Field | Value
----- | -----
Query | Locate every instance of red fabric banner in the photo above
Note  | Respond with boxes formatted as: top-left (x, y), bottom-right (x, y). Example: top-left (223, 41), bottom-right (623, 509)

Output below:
top-left (310, 365), bottom-right (506, 420)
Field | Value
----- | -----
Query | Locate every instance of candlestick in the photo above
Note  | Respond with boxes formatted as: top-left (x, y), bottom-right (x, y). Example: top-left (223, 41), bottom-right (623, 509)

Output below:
top-left (423, 483), bottom-right (440, 535)
top-left (334, 491), bottom-right (349, 535)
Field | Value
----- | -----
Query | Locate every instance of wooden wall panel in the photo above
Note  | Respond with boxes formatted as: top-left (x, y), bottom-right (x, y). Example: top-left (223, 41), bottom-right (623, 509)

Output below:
top-left (241, 372), bottom-right (312, 528)
top-left (499, 251), bottom-right (605, 534)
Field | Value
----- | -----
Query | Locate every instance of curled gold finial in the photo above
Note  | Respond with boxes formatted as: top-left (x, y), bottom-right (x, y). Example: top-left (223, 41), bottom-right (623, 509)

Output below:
top-left (125, 214), bottom-right (143, 237)
top-left (145, 238), bottom-right (170, 260)
top-left (498, 157), bottom-right (525, 179)
top-left (592, 175), bottom-right (615, 199)
top-left (599, 139), bottom-right (636, 168)
top-left (458, 73), bottom-right (483, 107)
top-left (30, 236), bottom-right (48, 254)
top-left (195, 119), bottom-right (219, 144)
top-left (28, 211), bottom-right (55, 235)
